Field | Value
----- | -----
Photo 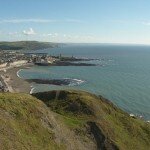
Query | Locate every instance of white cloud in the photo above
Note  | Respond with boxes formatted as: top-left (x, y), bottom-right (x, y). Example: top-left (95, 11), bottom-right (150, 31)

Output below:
top-left (41, 33), bottom-right (59, 37)
top-left (142, 22), bottom-right (150, 26)
top-left (111, 20), bottom-right (150, 26)
top-left (44, 33), bottom-right (100, 42)
top-left (0, 19), bottom-right (84, 24)
top-left (8, 32), bottom-right (18, 35)
top-left (65, 19), bottom-right (85, 23)
top-left (110, 20), bottom-right (129, 24)
top-left (0, 29), bottom-right (101, 43)
top-left (23, 28), bottom-right (36, 35)
top-left (54, 33), bottom-right (58, 36)
top-left (0, 19), bottom-right (58, 24)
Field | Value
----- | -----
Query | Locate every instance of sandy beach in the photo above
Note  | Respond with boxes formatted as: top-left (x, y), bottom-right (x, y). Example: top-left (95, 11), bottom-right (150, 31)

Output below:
top-left (0, 63), bottom-right (33, 94)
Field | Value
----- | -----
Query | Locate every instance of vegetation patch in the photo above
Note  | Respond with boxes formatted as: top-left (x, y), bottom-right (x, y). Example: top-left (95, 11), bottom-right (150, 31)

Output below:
top-left (0, 41), bottom-right (58, 51)
top-left (0, 90), bottom-right (150, 150)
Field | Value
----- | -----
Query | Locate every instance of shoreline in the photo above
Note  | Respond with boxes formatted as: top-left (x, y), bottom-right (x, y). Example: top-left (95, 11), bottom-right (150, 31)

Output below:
top-left (0, 63), bottom-right (33, 94)
top-left (0, 63), bottom-right (149, 122)
top-left (16, 69), bottom-right (24, 78)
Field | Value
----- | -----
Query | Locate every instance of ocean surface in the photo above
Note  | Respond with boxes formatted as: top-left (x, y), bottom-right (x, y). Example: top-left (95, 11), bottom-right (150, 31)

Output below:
top-left (18, 44), bottom-right (150, 120)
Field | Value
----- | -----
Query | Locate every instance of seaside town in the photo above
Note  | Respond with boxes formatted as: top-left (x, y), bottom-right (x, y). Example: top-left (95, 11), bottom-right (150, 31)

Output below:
top-left (0, 50), bottom-right (57, 92)
top-left (0, 50), bottom-right (96, 92)
top-left (0, 50), bottom-right (58, 68)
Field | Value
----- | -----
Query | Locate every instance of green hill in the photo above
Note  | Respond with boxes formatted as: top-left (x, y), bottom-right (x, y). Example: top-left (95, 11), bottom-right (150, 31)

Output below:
top-left (0, 41), bottom-right (58, 51)
top-left (0, 90), bottom-right (150, 150)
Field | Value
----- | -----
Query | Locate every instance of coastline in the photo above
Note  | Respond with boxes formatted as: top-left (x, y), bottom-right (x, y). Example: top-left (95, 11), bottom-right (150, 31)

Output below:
top-left (0, 63), bottom-right (33, 94)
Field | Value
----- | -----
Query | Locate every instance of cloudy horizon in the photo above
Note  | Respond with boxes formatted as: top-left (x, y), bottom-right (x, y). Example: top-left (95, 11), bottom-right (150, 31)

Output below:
top-left (1, 1), bottom-right (150, 44)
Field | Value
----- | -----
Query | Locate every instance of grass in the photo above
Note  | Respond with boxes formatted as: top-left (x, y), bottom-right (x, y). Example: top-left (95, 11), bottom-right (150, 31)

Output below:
top-left (0, 90), bottom-right (150, 150)
top-left (0, 93), bottom-right (64, 150)
top-left (33, 90), bottom-right (150, 150)
top-left (62, 115), bottom-right (85, 128)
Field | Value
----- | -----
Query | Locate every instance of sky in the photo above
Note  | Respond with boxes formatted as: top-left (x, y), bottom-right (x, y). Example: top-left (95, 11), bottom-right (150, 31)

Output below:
top-left (1, 0), bottom-right (150, 44)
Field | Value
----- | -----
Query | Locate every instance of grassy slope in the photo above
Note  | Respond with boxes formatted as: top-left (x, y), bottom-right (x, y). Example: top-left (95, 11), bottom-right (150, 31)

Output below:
top-left (0, 41), bottom-right (58, 50)
top-left (0, 93), bottom-right (63, 150)
top-left (0, 90), bottom-right (150, 150)
top-left (33, 90), bottom-right (150, 150)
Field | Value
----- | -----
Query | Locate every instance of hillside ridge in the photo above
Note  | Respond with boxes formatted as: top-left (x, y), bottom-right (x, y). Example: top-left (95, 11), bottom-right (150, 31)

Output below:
top-left (0, 90), bottom-right (150, 150)
top-left (0, 41), bottom-right (59, 51)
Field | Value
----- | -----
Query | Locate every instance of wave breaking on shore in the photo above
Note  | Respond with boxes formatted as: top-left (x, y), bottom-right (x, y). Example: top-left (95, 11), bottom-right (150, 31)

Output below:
top-left (64, 78), bottom-right (85, 86)
top-left (16, 69), bottom-right (24, 78)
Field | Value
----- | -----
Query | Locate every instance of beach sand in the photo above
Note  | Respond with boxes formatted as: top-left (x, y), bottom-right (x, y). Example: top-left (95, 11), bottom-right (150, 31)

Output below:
top-left (0, 64), bottom-right (33, 94)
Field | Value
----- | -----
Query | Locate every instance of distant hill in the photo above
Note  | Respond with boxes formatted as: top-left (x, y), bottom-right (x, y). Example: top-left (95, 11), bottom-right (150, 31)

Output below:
top-left (0, 41), bottom-right (59, 51)
top-left (0, 90), bottom-right (150, 150)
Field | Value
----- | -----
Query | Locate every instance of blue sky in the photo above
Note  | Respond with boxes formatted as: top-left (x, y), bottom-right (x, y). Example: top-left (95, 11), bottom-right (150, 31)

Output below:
top-left (1, 0), bottom-right (150, 44)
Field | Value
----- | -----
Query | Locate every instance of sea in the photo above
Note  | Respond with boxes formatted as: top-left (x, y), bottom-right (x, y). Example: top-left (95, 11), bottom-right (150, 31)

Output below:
top-left (18, 44), bottom-right (150, 120)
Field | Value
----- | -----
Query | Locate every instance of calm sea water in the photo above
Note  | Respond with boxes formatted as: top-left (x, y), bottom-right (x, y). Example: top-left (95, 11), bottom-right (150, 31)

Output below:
top-left (19, 44), bottom-right (150, 120)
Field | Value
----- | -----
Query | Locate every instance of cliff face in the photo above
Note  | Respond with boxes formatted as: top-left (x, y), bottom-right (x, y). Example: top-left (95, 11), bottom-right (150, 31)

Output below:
top-left (0, 90), bottom-right (150, 150)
